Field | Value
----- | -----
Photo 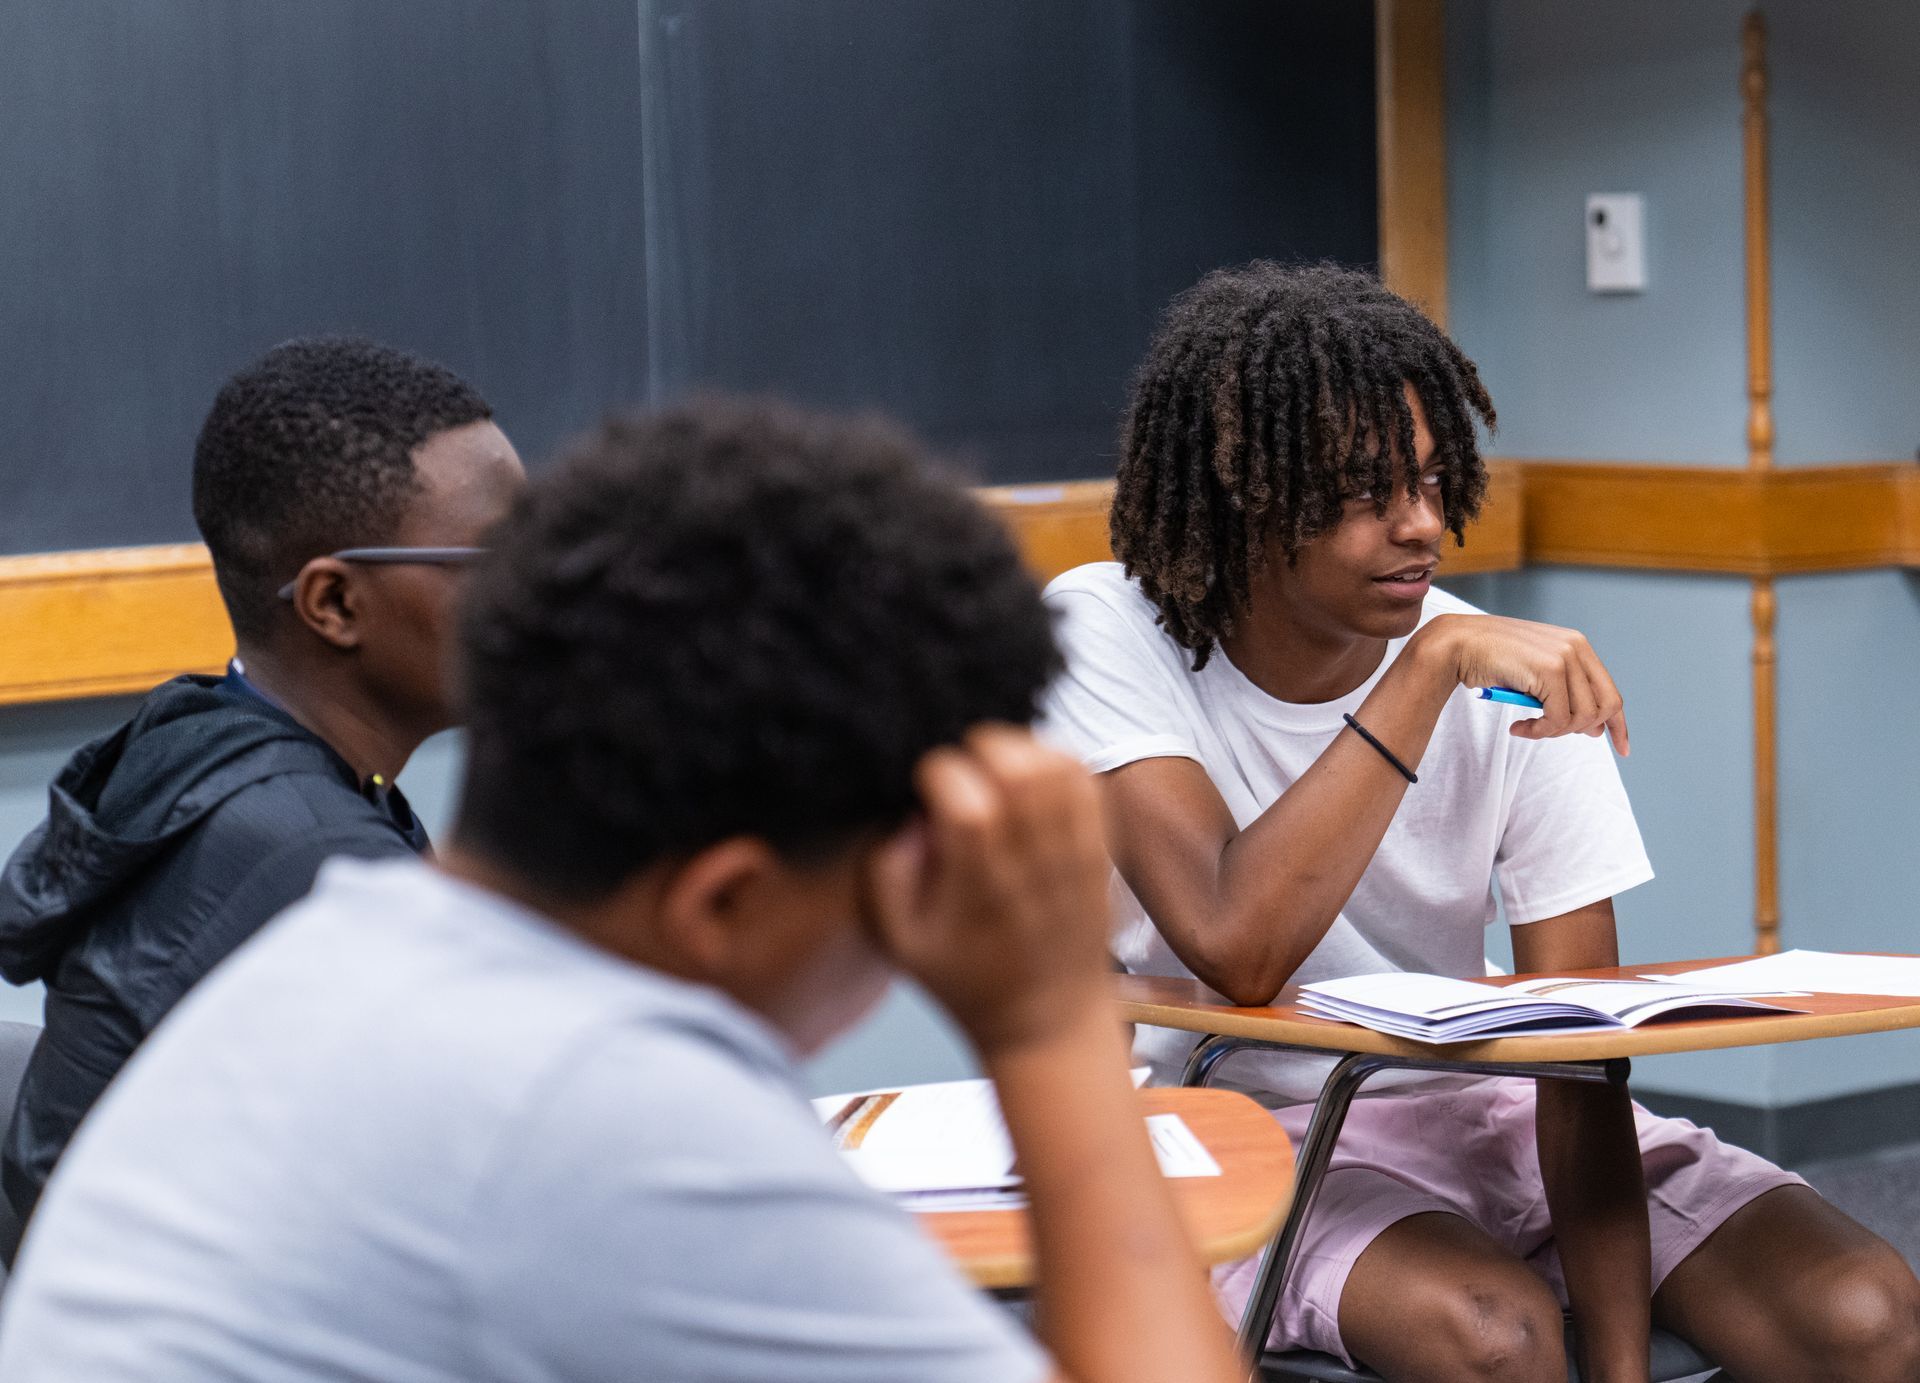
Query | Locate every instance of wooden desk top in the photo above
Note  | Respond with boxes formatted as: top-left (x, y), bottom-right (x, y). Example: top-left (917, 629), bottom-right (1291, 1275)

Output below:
top-left (1116, 956), bottom-right (1920, 1064)
top-left (916, 1087), bottom-right (1294, 1290)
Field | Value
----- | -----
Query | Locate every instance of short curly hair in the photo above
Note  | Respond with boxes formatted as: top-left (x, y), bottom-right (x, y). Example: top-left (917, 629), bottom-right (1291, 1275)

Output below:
top-left (454, 398), bottom-right (1062, 900)
top-left (191, 336), bottom-right (493, 641)
top-left (1112, 262), bottom-right (1495, 668)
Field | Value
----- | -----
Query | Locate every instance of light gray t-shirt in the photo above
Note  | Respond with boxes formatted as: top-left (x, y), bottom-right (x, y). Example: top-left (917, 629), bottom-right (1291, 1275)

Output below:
top-left (0, 859), bottom-right (1046, 1383)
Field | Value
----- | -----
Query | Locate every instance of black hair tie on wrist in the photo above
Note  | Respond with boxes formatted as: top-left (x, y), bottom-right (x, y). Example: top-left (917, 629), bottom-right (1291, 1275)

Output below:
top-left (1342, 713), bottom-right (1417, 784)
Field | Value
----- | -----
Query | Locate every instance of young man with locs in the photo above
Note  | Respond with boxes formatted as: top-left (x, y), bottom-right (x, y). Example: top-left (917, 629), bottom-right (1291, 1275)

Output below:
top-left (1040, 262), bottom-right (1920, 1383)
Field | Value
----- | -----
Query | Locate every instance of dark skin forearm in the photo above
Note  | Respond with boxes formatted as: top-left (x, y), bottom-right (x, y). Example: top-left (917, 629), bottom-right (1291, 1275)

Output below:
top-left (1538, 1078), bottom-right (1650, 1383)
top-left (1515, 901), bottom-right (1651, 1383)
top-left (864, 729), bottom-right (1243, 1383)
top-left (1104, 630), bottom-right (1456, 1004)
top-left (987, 1009), bottom-right (1243, 1383)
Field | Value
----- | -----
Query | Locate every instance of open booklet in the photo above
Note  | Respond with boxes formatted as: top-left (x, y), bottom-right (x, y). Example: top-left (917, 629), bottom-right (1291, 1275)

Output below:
top-left (1299, 972), bottom-right (1805, 1044)
top-left (813, 1077), bottom-right (1220, 1212)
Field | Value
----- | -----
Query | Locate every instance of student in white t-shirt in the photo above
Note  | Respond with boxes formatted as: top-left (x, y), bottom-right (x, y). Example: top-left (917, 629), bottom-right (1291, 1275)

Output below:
top-left (0, 402), bottom-right (1245, 1383)
top-left (1041, 263), bottom-right (1920, 1383)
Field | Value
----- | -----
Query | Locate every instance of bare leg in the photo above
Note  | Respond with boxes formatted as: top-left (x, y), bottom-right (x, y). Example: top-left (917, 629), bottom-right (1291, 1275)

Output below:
top-left (1654, 1184), bottom-right (1920, 1383)
top-left (1338, 1212), bottom-right (1568, 1383)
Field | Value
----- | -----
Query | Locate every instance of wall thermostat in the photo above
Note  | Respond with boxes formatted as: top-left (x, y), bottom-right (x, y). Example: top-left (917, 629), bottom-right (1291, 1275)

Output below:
top-left (1586, 193), bottom-right (1646, 293)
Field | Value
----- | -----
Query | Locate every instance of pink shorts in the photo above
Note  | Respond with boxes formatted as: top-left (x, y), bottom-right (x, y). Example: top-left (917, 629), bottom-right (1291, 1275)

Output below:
top-left (1213, 1077), bottom-right (1803, 1366)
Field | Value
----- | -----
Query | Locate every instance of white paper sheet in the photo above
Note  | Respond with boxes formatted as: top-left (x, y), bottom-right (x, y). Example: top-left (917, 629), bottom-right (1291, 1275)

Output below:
top-left (1647, 950), bottom-right (1920, 998)
top-left (1145, 1113), bottom-right (1221, 1178)
top-left (901, 1115), bottom-right (1219, 1213)
top-left (816, 1079), bottom-right (1222, 1200)
top-left (815, 1079), bottom-right (1016, 1194)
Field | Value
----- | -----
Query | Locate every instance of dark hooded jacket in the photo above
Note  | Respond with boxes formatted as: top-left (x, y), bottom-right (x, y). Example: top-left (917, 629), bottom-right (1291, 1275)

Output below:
top-left (0, 672), bottom-right (428, 1231)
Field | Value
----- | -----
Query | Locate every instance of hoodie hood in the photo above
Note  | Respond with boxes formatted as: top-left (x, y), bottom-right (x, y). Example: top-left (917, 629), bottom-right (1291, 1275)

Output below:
top-left (0, 675), bottom-right (353, 984)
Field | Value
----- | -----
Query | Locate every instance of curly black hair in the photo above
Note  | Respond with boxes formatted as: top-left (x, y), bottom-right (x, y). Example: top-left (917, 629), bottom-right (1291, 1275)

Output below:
top-left (191, 336), bottom-right (493, 641)
top-left (454, 398), bottom-right (1062, 901)
top-left (1112, 262), bottom-right (1495, 668)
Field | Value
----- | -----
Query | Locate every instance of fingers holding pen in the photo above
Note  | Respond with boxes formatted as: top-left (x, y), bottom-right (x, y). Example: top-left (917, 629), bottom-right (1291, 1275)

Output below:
top-left (1530, 663), bottom-right (1581, 740)
top-left (1445, 616), bottom-right (1627, 755)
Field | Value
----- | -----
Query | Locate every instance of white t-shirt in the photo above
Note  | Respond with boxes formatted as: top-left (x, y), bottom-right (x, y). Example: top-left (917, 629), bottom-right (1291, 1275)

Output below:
top-left (1040, 563), bottom-right (1653, 1099)
top-left (0, 859), bottom-right (1045, 1383)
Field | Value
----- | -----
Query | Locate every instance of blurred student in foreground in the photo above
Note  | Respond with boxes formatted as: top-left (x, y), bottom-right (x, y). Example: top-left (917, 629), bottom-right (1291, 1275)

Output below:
top-left (0, 401), bottom-right (1244, 1383)
top-left (0, 338), bottom-right (524, 1235)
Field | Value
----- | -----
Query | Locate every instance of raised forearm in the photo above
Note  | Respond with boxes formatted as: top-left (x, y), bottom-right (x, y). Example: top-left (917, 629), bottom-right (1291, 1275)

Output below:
top-left (872, 730), bottom-right (1243, 1383)
top-left (1536, 1076), bottom-right (1651, 1383)
top-left (986, 1008), bottom-right (1242, 1383)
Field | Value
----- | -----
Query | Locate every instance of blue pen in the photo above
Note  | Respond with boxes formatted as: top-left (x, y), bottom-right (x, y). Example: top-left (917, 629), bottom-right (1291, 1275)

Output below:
top-left (1478, 686), bottom-right (1544, 709)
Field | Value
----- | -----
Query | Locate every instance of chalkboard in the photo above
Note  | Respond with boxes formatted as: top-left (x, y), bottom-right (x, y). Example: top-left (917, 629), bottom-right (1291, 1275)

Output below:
top-left (0, 0), bottom-right (650, 557)
top-left (0, 0), bottom-right (1373, 556)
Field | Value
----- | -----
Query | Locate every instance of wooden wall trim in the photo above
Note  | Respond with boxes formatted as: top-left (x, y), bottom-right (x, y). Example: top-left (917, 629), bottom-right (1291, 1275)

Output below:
top-left (1455, 458), bottom-right (1524, 574)
top-left (1375, 0), bottom-right (1450, 325)
top-left (991, 464), bottom-right (1920, 586)
top-left (0, 544), bottom-right (232, 708)
top-left (7, 459), bottom-right (1919, 708)
top-left (1515, 460), bottom-right (1918, 575)
top-left (980, 481), bottom-right (1116, 586)
top-left (1743, 9), bottom-right (1780, 956)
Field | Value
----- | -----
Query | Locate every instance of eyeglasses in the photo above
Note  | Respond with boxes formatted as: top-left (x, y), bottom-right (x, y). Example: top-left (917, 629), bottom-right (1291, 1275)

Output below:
top-left (276, 547), bottom-right (488, 601)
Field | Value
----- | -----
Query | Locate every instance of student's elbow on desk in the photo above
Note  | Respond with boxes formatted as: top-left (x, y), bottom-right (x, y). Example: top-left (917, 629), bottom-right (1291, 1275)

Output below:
top-left (1162, 912), bottom-right (1310, 1008)
top-left (1188, 833), bottom-right (1354, 1004)
top-left (1104, 770), bottom-right (1325, 1004)
top-left (1209, 973), bottom-right (1288, 1009)
top-left (1203, 958), bottom-right (1295, 1009)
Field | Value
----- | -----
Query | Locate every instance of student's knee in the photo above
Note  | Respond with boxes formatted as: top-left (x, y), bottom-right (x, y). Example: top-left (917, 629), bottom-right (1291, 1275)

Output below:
top-left (1791, 1245), bottom-right (1920, 1382)
top-left (1417, 1276), bottom-right (1565, 1383)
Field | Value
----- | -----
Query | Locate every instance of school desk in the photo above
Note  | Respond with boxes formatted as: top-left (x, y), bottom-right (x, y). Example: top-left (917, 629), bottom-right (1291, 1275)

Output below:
top-left (913, 1086), bottom-right (1295, 1290)
top-left (1117, 955), bottom-right (1920, 1369)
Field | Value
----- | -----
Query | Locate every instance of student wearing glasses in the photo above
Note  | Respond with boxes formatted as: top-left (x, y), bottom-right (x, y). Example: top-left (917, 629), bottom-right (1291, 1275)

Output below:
top-left (0, 337), bottom-right (524, 1230)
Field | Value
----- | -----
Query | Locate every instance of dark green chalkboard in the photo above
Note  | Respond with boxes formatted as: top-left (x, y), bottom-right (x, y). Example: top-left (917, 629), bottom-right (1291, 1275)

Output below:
top-left (1, 0), bottom-right (1373, 555)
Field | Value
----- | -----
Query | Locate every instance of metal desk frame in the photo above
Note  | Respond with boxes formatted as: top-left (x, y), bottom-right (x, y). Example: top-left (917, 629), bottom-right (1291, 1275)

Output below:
top-left (1179, 1034), bottom-right (1630, 1365)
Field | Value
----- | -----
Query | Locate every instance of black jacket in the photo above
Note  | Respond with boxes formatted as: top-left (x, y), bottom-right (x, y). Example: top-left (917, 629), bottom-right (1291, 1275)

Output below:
top-left (0, 673), bottom-right (428, 1227)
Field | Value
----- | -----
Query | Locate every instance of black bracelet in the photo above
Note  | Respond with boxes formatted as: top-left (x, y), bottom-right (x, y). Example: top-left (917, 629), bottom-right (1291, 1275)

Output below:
top-left (1342, 713), bottom-right (1417, 784)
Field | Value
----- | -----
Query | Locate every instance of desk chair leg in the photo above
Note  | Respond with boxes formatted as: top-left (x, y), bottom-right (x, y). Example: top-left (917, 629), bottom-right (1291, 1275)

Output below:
top-left (1175, 1037), bottom-right (1630, 1370)
top-left (1231, 1052), bottom-right (1393, 1359)
top-left (1182, 1032), bottom-right (1249, 1088)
